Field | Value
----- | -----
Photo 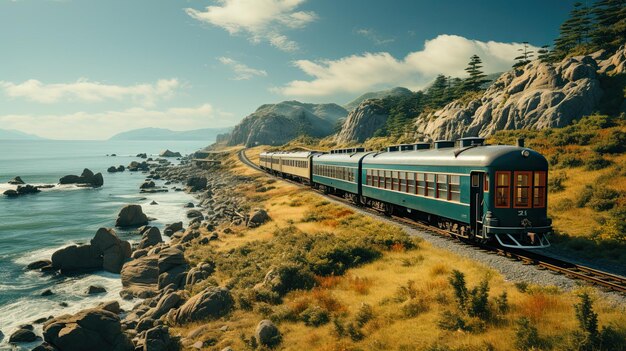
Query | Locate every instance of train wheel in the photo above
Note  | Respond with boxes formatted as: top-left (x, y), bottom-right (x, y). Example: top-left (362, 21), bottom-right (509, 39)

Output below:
top-left (383, 203), bottom-right (394, 216)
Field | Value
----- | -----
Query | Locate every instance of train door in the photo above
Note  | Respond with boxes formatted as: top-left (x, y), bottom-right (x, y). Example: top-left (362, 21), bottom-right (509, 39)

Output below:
top-left (469, 172), bottom-right (485, 238)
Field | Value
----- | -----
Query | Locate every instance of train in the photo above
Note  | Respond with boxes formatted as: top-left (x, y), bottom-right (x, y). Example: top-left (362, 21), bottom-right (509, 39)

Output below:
top-left (259, 137), bottom-right (552, 249)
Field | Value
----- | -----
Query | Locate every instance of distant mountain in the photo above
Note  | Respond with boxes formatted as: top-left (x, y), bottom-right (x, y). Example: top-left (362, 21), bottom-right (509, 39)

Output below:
top-left (109, 127), bottom-right (233, 141)
top-left (343, 87), bottom-right (412, 112)
top-left (0, 129), bottom-right (46, 140)
top-left (226, 101), bottom-right (348, 147)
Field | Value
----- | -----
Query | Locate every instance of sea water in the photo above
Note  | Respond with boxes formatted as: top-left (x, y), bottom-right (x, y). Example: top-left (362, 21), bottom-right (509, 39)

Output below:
top-left (0, 140), bottom-right (209, 349)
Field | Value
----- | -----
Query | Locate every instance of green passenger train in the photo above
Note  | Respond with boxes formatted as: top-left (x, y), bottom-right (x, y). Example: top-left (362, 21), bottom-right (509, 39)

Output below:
top-left (259, 137), bottom-right (552, 248)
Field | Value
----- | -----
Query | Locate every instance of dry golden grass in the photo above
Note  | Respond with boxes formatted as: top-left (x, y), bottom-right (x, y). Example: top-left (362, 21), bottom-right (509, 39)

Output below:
top-left (173, 145), bottom-right (626, 351)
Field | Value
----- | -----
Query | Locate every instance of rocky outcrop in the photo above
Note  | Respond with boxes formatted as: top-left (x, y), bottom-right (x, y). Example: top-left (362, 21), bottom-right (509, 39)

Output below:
top-left (247, 208), bottom-right (270, 228)
top-left (137, 227), bottom-right (163, 250)
top-left (120, 246), bottom-right (188, 299)
top-left (334, 99), bottom-right (389, 144)
top-left (59, 168), bottom-right (104, 188)
top-left (9, 327), bottom-right (39, 343)
top-left (598, 45), bottom-right (626, 74)
top-left (51, 228), bottom-right (132, 274)
top-left (8, 176), bottom-right (25, 185)
top-left (413, 55), bottom-right (604, 140)
top-left (169, 287), bottom-right (233, 324)
top-left (227, 101), bottom-right (347, 147)
top-left (160, 150), bottom-right (182, 158)
top-left (116, 204), bottom-right (149, 227)
top-left (43, 308), bottom-right (134, 351)
top-left (343, 86), bottom-right (412, 112)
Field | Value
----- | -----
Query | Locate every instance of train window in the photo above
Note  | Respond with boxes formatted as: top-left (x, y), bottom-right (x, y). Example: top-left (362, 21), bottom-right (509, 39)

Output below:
top-left (450, 175), bottom-right (460, 202)
top-left (437, 174), bottom-right (448, 199)
top-left (417, 173), bottom-right (425, 196)
top-left (366, 170), bottom-right (371, 185)
top-left (471, 174), bottom-right (479, 187)
top-left (533, 171), bottom-right (546, 208)
top-left (408, 172), bottom-right (416, 194)
top-left (484, 175), bottom-right (489, 192)
top-left (399, 172), bottom-right (407, 192)
top-left (392, 171), bottom-right (399, 190)
top-left (495, 171), bottom-right (511, 208)
top-left (426, 174), bottom-right (435, 197)
top-left (371, 170), bottom-right (377, 187)
top-left (385, 171), bottom-right (391, 189)
top-left (514, 172), bottom-right (532, 208)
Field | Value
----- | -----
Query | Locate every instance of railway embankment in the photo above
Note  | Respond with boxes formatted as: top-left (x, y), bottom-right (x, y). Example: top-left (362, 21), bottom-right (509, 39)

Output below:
top-left (16, 147), bottom-right (626, 351)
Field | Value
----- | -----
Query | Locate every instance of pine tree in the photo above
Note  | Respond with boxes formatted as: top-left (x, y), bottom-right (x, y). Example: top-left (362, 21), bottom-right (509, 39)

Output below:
top-left (553, 2), bottom-right (593, 60)
top-left (537, 45), bottom-right (551, 62)
top-left (513, 42), bottom-right (535, 68)
top-left (463, 55), bottom-right (489, 92)
top-left (590, 0), bottom-right (626, 52)
top-left (427, 74), bottom-right (449, 107)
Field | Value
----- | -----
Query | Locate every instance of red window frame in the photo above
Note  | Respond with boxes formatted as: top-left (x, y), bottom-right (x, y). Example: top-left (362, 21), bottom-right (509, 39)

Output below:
top-left (513, 171), bottom-right (532, 209)
top-left (533, 171), bottom-right (546, 208)
top-left (495, 171), bottom-right (511, 208)
top-left (484, 174), bottom-right (489, 192)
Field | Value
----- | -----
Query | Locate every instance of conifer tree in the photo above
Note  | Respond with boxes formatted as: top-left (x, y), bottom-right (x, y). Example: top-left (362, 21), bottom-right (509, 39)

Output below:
top-left (537, 45), bottom-right (551, 62)
top-left (513, 42), bottom-right (535, 68)
top-left (590, 0), bottom-right (626, 51)
top-left (428, 74), bottom-right (449, 107)
top-left (463, 55), bottom-right (489, 92)
top-left (553, 2), bottom-right (592, 59)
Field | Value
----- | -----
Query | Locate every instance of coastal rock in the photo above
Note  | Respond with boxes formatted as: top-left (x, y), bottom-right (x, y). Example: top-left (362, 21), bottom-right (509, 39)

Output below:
top-left (43, 308), bottom-right (134, 351)
top-left (97, 301), bottom-right (121, 314)
top-left (143, 326), bottom-right (179, 351)
top-left (255, 320), bottom-right (281, 347)
top-left (185, 177), bottom-right (207, 192)
top-left (8, 176), bottom-right (25, 185)
top-left (32, 343), bottom-right (58, 351)
top-left (117, 165), bottom-right (125, 172)
top-left (150, 291), bottom-right (184, 320)
top-left (58, 168), bottom-right (103, 188)
top-left (137, 153), bottom-right (147, 158)
top-left (120, 255), bottom-right (159, 298)
top-left (91, 228), bottom-right (132, 273)
top-left (170, 287), bottom-right (233, 324)
top-left (159, 150), bottom-right (182, 158)
top-left (137, 227), bottom-right (163, 250)
top-left (41, 289), bottom-right (54, 296)
top-left (16, 184), bottom-right (41, 195)
top-left (115, 204), bottom-right (149, 227)
top-left (107, 166), bottom-right (118, 173)
top-left (185, 262), bottom-right (214, 286)
top-left (140, 181), bottom-right (156, 189)
top-left (164, 222), bottom-right (183, 236)
top-left (247, 209), bottom-right (269, 228)
top-left (3, 189), bottom-right (18, 197)
top-left (26, 259), bottom-right (52, 270)
top-left (186, 210), bottom-right (203, 219)
top-left (87, 285), bottom-right (107, 295)
top-left (9, 328), bottom-right (39, 343)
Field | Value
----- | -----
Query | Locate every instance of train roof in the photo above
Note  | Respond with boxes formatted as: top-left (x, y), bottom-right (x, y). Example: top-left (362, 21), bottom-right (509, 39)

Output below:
top-left (313, 152), bottom-right (373, 163)
top-left (362, 145), bottom-right (548, 169)
top-left (262, 151), bottom-right (323, 158)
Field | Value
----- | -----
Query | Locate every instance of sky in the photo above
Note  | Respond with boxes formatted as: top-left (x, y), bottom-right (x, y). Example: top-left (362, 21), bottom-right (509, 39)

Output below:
top-left (0, 0), bottom-right (578, 140)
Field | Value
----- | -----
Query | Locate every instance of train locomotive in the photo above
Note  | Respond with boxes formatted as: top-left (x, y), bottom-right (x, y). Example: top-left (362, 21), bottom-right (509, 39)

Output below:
top-left (259, 137), bottom-right (552, 248)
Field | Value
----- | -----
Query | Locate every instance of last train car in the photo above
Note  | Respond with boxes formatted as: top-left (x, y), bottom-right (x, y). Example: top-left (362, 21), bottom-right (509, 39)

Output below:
top-left (360, 138), bottom-right (551, 248)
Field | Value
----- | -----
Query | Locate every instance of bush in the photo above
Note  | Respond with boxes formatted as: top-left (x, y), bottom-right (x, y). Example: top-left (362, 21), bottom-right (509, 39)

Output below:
top-left (548, 172), bottom-right (568, 193)
top-left (577, 185), bottom-right (595, 208)
top-left (402, 299), bottom-right (429, 318)
top-left (300, 305), bottom-right (330, 326)
top-left (494, 291), bottom-right (509, 315)
top-left (438, 310), bottom-right (468, 332)
top-left (585, 154), bottom-right (612, 171)
top-left (574, 293), bottom-right (599, 347)
top-left (587, 186), bottom-right (620, 211)
top-left (559, 154), bottom-right (584, 168)
top-left (553, 198), bottom-right (574, 211)
top-left (594, 130), bottom-right (626, 154)
top-left (515, 317), bottom-right (542, 350)
top-left (449, 270), bottom-right (469, 310)
top-left (355, 303), bottom-right (374, 327)
top-left (467, 280), bottom-right (491, 321)
top-left (598, 206), bottom-right (626, 242)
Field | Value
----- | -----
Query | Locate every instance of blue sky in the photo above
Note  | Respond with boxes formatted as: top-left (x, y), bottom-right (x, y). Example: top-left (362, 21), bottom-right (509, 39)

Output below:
top-left (0, 0), bottom-right (577, 139)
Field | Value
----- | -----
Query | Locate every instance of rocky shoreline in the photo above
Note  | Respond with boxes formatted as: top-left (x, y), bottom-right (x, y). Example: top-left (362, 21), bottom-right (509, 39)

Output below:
top-left (4, 150), bottom-right (266, 351)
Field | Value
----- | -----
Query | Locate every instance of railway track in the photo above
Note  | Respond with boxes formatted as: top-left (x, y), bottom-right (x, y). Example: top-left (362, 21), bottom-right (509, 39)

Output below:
top-left (237, 149), bottom-right (626, 294)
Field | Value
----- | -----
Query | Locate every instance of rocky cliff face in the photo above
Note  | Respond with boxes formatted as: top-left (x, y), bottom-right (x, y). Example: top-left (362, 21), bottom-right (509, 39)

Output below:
top-left (334, 45), bottom-right (626, 144)
top-left (334, 99), bottom-right (389, 143)
top-left (226, 101), bottom-right (347, 147)
top-left (343, 87), bottom-right (412, 112)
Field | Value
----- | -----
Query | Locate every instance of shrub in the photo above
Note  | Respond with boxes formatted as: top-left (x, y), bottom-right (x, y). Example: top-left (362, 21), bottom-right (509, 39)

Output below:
top-left (437, 310), bottom-right (468, 332)
top-left (598, 206), bottom-right (626, 242)
top-left (300, 305), bottom-right (330, 327)
top-left (593, 130), bottom-right (626, 154)
top-left (402, 298), bottom-right (429, 318)
top-left (553, 198), bottom-right (574, 211)
top-left (494, 291), bottom-right (509, 315)
top-left (585, 154), bottom-right (612, 171)
top-left (347, 276), bottom-right (372, 295)
top-left (559, 154), bottom-right (584, 168)
top-left (514, 282), bottom-right (529, 293)
top-left (394, 280), bottom-right (419, 302)
top-left (449, 270), bottom-right (469, 310)
top-left (577, 185), bottom-right (595, 208)
top-left (575, 293), bottom-right (599, 346)
top-left (587, 186), bottom-right (620, 211)
top-left (467, 280), bottom-right (491, 321)
top-left (598, 325), bottom-right (626, 351)
top-left (515, 317), bottom-right (542, 350)
top-left (355, 303), bottom-right (374, 327)
top-left (548, 172), bottom-right (568, 193)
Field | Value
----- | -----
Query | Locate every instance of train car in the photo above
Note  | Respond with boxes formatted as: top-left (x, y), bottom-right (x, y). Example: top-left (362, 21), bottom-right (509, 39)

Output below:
top-left (360, 138), bottom-right (551, 248)
top-left (274, 151), bottom-right (321, 184)
top-left (311, 148), bottom-right (371, 202)
top-left (259, 152), bottom-right (273, 170)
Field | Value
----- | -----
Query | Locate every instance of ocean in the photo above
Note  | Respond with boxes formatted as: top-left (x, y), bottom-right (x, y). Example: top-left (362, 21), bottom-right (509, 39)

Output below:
top-left (0, 140), bottom-right (210, 349)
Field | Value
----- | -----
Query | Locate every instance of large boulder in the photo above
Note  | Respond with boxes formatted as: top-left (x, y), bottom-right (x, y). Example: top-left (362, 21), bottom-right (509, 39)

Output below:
top-left (142, 326), bottom-right (179, 351)
top-left (43, 308), bottom-right (134, 351)
top-left (185, 177), bottom-right (207, 192)
top-left (9, 328), bottom-right (39, 343)
top-left (170, 287), bottom-right (233, 324)
top-left (247, 209), bottom-right (270, 228)
top-left (51, 228), bottom-right (131, 274)
top-left (137, 227), bottom-right (163, 250)
top-left (255, 320), bottom-right (281, 347)
top-left (3, 189), bottom-right (18, 197)
top-left (115, 204), bottom-right (149, 227)
top-left (59, 168), bottom-right (103, 188)
top-left (120, 255), bottom-right (159, 298)
top-left (164, 222), bottom-right (183, 236)
top-left (159, 150), bottom-right (182, 158)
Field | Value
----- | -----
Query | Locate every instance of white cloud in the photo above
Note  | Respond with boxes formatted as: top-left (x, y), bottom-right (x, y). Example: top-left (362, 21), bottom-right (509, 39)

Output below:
top-left (0, 103), bottom-right (236, 140)
top-left (0, 78), bottom-right (180, 106)
top-left (277, 34), bottom-right (539, 97)
top-left (356, 28), bottom-right (395, 46)
top-left (218, 57), bottom-right (268, 80)
top-left (185, 0), bottom-right (316, 52)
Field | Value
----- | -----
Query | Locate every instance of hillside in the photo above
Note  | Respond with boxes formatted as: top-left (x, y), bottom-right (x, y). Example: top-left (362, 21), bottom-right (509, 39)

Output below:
top-left (0, 128), bottom-right (45, 140)
top-left (343, 87), bottom-right (412, 112)
top-left (109, 127), bottom-right (233, 141)
top-left (226, 101), bottom-right (347, 147)
top-left (334, 45), bottom-right (626, 145)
